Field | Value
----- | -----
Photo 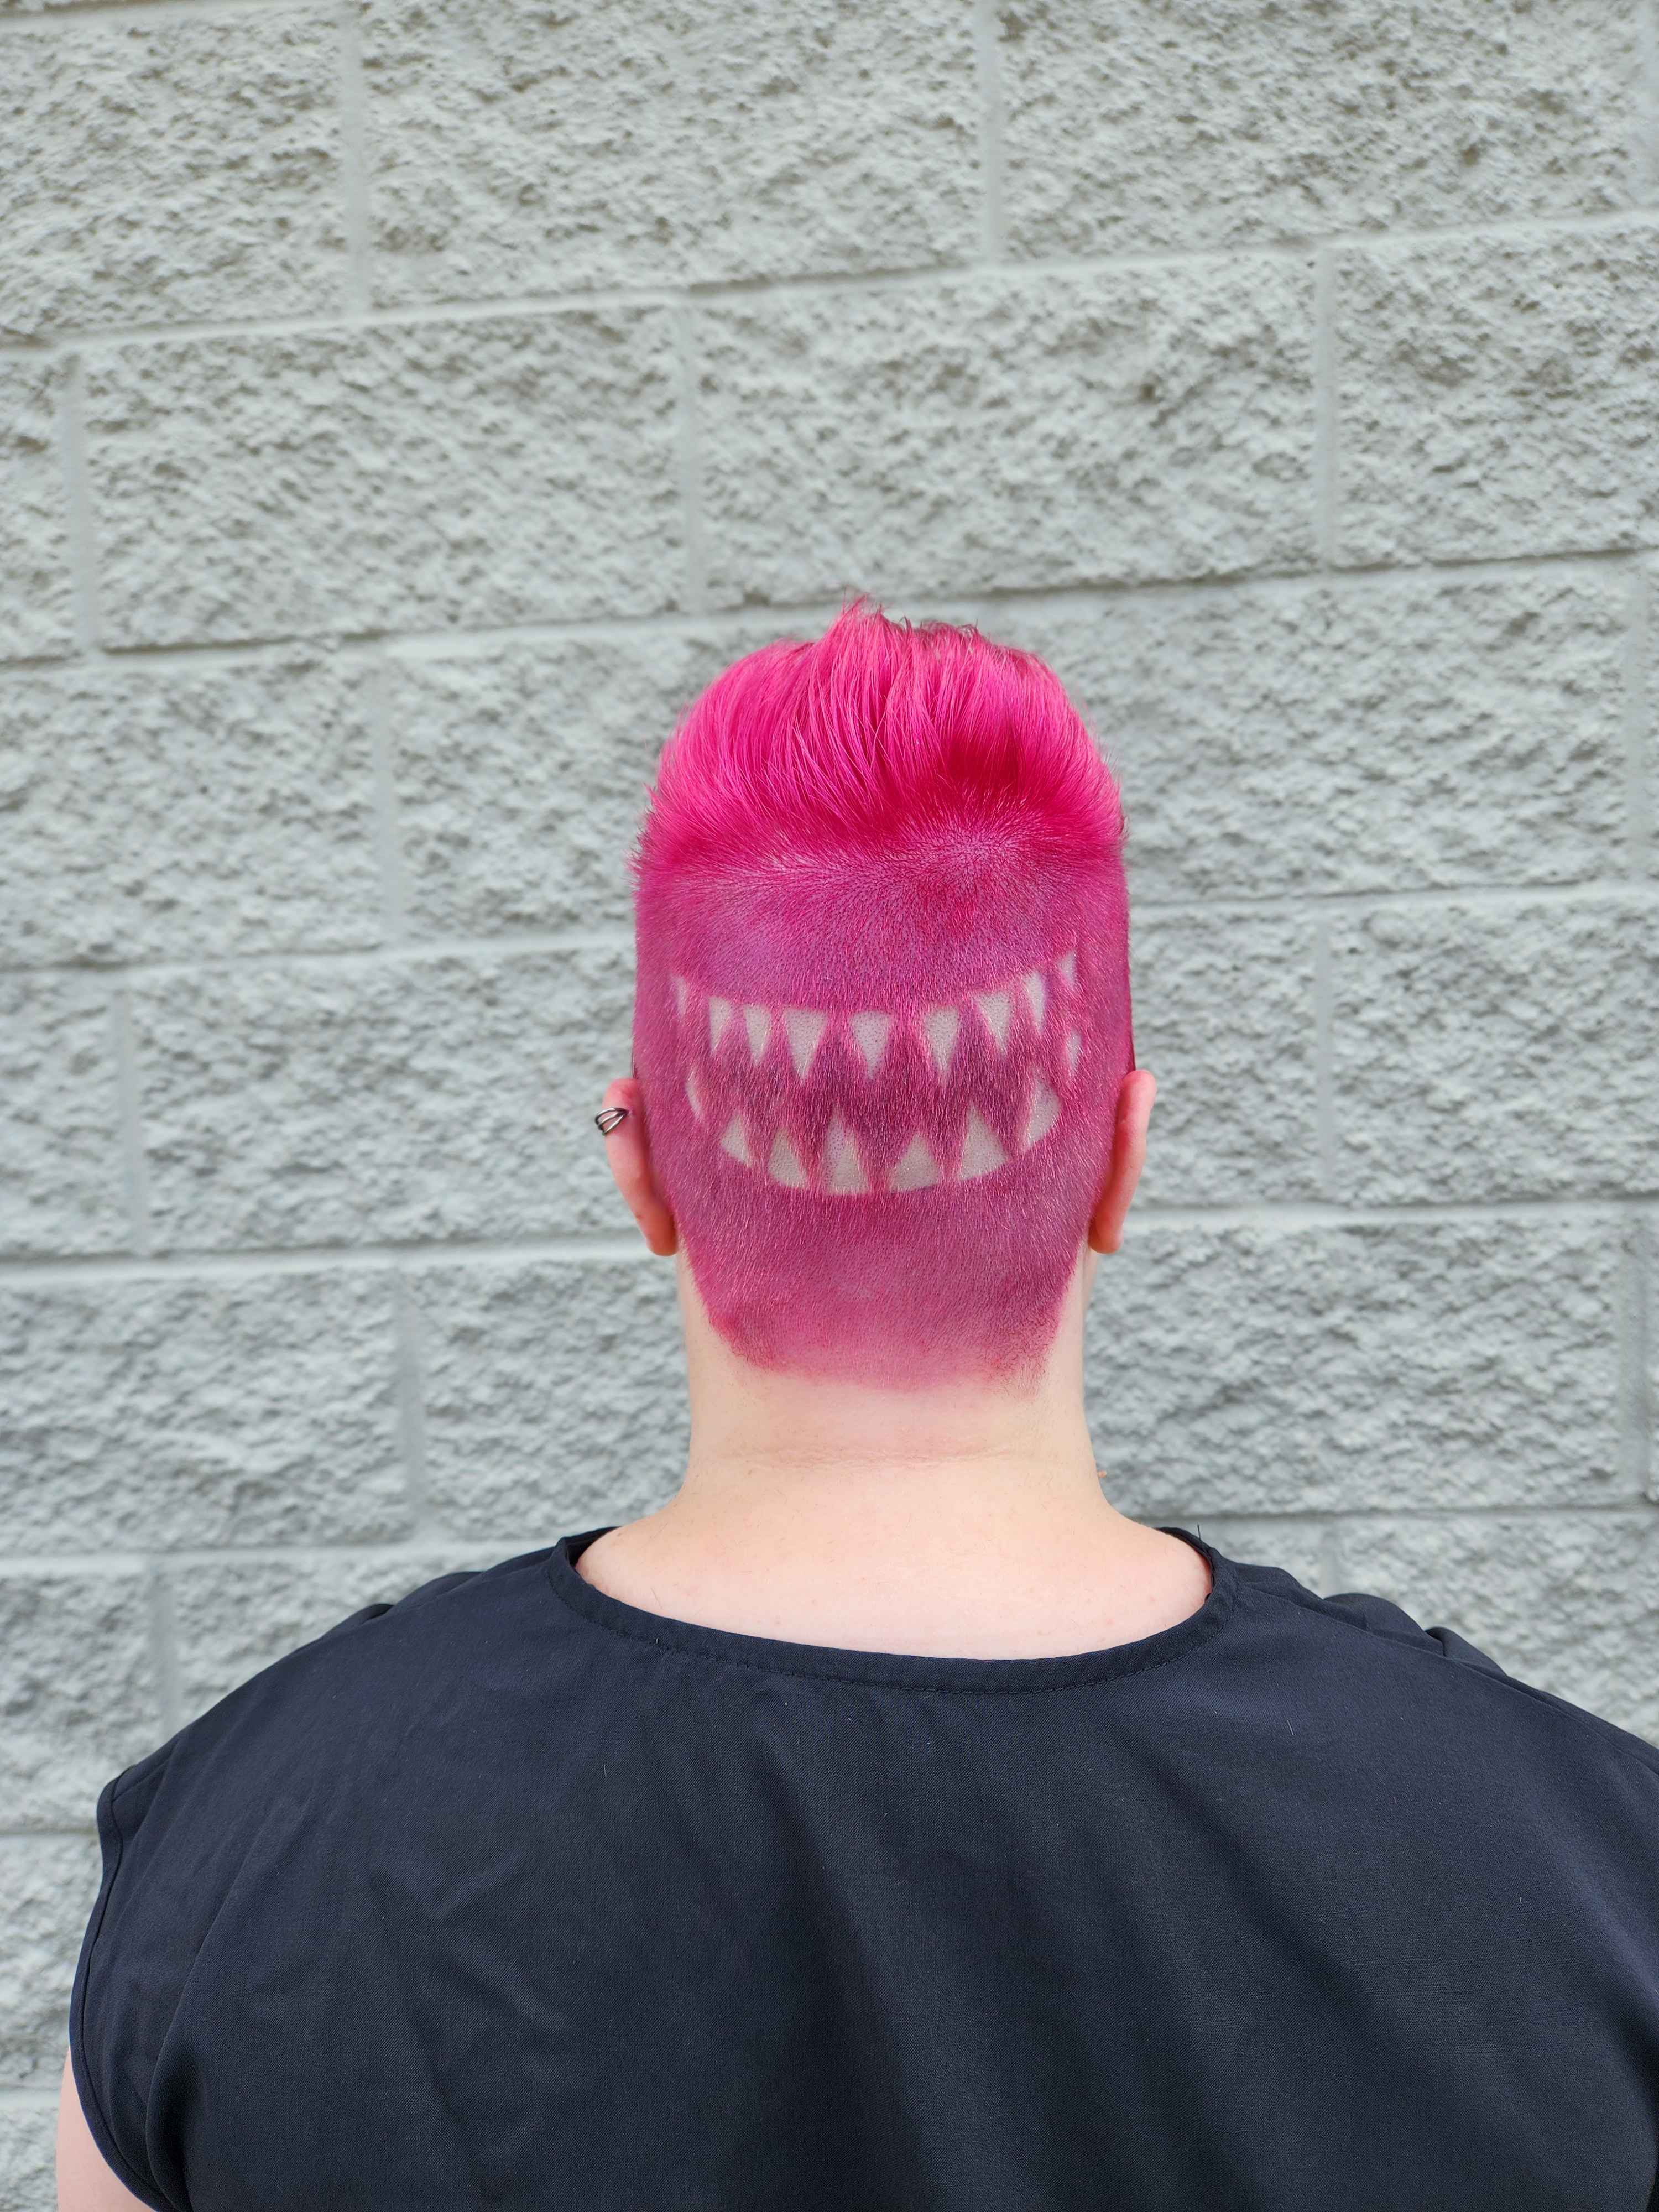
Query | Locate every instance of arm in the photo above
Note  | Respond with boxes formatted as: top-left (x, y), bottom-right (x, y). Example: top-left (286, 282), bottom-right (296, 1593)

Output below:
top-left (56, 2049), bottom-right (152, 2212)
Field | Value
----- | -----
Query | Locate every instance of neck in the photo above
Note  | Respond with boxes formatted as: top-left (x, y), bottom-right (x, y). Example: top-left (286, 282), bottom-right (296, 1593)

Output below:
top-left (575, 1254), bottom-right (1211, 1658)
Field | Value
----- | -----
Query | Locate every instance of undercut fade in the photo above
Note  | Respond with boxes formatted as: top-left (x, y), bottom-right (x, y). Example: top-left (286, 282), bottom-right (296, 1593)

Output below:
top-left (631, 599), bottom-right (1134, 1389)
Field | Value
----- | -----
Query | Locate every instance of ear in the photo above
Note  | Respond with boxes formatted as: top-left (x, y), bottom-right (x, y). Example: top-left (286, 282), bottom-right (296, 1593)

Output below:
top-left (1087, 1067), bottom-right (1156, 1256)
top-left (599, 1076), bottom-right (677, 1257)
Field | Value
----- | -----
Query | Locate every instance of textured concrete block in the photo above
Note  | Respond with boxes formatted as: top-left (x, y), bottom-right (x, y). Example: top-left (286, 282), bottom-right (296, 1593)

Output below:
top-left (1084, 1218), bottom-right (1625, 1519)
top-left (86, 312), bottom-right (681, 650)
top-left (993, 568), bottom-right (1630, 902)
top-left (413, 1258), bottom-right (686, 1539)
top-left (134, 946), bottom-right (635, 1249)
top-left (696, 260), bottom-right (1316, 607)
top-left (1336, 224), bottom-right (1659, 565)
top-left (0, 1272), bottom-right (408, 1550)
top-left (0, 974), bottom-right (128, 1260)
top-left (1130, 910), bottom-right (1319, 1206)
top-left (0, 2103), bottom-right (56, 2212)
top-left (1333, 1511), bottom-right (1659, 1750)
top-left (999, 0), bottom-right (1639, 259)
top-left (1182, 1516), bottom-right (1331, 1594)
top-left (0, 656), bottom-right (382, 966)
top-left (1, 8), bottom-right (345, 341)
top-left (0, 356), bottom-right (74, 663)
top-left (170, 1548), bottom-right (494, 1723)
top-left (389, 629), bottom-right (744, 937)
top-left (1330, 897), bottom-right (1659, 1203)
top-left (0, 1835), bottom-right (101, 2088)
top-left (362, 0), bottom-right (979, 304)
top-left (0, 1571), bottom-right (160, 1831)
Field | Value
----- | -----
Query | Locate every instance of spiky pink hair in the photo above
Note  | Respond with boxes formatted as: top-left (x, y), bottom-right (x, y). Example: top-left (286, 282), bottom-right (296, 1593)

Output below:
top-left (631, 599), bottom-right (1134, 1387)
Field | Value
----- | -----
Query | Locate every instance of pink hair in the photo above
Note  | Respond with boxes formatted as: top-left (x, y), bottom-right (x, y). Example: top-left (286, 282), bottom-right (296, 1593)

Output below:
top-left (631, 599), bottom-right (1134, 1387)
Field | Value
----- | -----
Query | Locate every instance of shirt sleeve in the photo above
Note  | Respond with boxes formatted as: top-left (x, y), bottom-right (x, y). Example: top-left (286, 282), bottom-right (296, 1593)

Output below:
top-left (68, 1741), bottom-right (185, 2212)
top-left (65, 1580), bottom-right (477, 2210)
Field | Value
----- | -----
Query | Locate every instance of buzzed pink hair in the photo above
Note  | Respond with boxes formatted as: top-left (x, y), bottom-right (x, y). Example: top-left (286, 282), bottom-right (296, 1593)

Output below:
top-left (631, 599), bottom-right (1134, 1387)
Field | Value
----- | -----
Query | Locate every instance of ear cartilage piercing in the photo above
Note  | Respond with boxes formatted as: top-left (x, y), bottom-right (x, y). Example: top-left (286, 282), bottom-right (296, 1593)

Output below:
top-left (594, 1107), bottom-right (630, 1136)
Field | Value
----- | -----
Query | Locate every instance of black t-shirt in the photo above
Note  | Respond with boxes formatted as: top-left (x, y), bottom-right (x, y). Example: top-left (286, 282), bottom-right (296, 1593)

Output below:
top-left (70, 1525), bottom-right (1659, 2212)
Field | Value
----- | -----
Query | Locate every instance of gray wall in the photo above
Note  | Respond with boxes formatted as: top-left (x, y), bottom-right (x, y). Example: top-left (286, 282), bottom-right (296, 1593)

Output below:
top-left (3, 0), bottom-right (1657, 2189)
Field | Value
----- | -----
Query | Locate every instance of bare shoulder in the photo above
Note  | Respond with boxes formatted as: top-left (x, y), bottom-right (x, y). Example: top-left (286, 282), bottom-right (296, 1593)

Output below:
top-left (56, 2049), bottom-right (152, 2212)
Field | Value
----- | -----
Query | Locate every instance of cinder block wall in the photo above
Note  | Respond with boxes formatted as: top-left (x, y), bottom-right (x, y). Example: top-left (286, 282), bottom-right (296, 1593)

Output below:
top-left (3, 1), bottom-right (1656, 2187)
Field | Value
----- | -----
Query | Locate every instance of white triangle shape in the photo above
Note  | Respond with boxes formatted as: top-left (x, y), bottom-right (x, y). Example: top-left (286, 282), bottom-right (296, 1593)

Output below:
top-left (975, 990), bottom-right (1012, 1052)
top-left (709, 996), bottom-right (734, 1052)
top-left (957, 1108), bottom-right (1007, 1181)
top-left (1022, 1080), bottom-right (1061, 1151)
top-left (768, 1129), bottom-right (808, 1188)
top-left (1022, 970), bottom-right (1046, 1032)
top-left (921, 1005), bottom-right (959, 1079)
top-left (822, 1113), bottom-right (869, 1194)
top-left (743, 1004), bottom-right (770, 1062)
top-left (672, 974), bottom-right (689, 1019)
top-left (1064, 1030), bottom-right (1082, 1079)
top-left (1056, 950), bottom-right (1077, 988)
top-left (685, 1067), bottom-right (703, 1123)
top-left (781, 1006), bottom-right (828, 1079)
top-left (849, 1010), bottom-right (893, 1075)
top-left (888, 1133), bottom-right (940, 1192)
top-left (718, 1116), bottom-right (751, 1165)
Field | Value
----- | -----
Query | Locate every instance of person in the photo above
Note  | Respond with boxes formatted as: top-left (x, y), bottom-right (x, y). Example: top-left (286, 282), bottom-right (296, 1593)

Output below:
top-left (59, 602), bottom-right (1659, 2211)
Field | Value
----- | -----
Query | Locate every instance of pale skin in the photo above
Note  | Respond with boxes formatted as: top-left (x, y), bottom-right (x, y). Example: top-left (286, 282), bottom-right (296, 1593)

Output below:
top-left (59, 1065), bottom-right (1192, 2209)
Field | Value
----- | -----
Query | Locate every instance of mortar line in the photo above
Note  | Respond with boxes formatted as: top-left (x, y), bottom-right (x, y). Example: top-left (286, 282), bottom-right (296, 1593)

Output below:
top-left (4, 205), bottom-right (1658, 356)
top-left (6, 877), bottom-right (1655, 989)
top-left (335, 0), bottom-right (374, 319)
top-left (58, 354), bottom-right (102, 653)
top-left (107, 985), bottom-right (154, 1257)
top-left (971, 0), bottom-right (1008, 260)
top-left (0, 924), bottom-right (634, 985)
top-left (1089, 1500), bottom-right (1659, 1534)
top-left (0, 648), bottom-right (91, 673)
top-left (1318, 1520), bottom-right (1343, 1593)
top-left (1624, 561), bottom-right (1654, 875)
top-left (1625, 1208), bottom-right (1655, 1501)
top-left (1, 1541), bottom-right (524, 1574)
top-left (363, 655), bottom-right (411, 940)
top-left (1312, 244), bottom-right (1338, 567)
top-left (1637, 0), bottom-right (1659, 205)
top-left (0, 542), bottom-right (1650, 679)
top-left (1, 1198), bottom-right (1654, 1290)
top-left (1312, 914), bottom-right (1338, 1199)
top-left (145, 1563), bottom-right (183, 1739)
top-left (390, 1270), bottom-right (432, 1532)
top-left (0, 0), bottom-right (285, 31)
top-left (1302, 1497), bottom-right (1659, 1527)
top-left (0, 1234), bottom-right (654, 1284)
top-left (1124, 1192), bottom-right (1659, 1228)
top-left (5, 1500), bottom-right (1658, 1580)
top-left (671, 306), bottom-right (709, 615)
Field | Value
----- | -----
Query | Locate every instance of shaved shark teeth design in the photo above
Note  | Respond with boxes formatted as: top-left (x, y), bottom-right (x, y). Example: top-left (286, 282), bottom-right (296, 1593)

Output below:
top-left (822, 1111), bottom-right (870, 1194)
top-left (975, 989), bottom-right (1012, 1051)
top-left (781, 1006), bottom-right (828, 1079)
top-left (669, 952), bottom-right (1082, 1196)
top-left (921, 1005), bottom-right (960, 1079)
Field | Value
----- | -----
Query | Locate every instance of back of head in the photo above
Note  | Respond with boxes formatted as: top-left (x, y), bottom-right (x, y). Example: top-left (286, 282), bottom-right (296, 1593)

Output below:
top-left (632, 600), bottom-right (1134, 1390)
